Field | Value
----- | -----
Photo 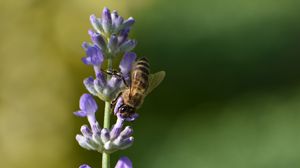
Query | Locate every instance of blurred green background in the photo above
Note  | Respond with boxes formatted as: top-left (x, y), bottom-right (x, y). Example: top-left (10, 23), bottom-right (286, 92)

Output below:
top-left (1, 0), bottom-right (300, 167)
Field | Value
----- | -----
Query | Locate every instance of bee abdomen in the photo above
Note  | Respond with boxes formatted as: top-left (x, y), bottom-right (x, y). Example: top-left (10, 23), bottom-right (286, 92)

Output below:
top-left (134, 58), bottom-right (150, 74)
top-left (131, 58), bottom-right (150, 92)
top-left (128, 93), bottom-right (144, 107)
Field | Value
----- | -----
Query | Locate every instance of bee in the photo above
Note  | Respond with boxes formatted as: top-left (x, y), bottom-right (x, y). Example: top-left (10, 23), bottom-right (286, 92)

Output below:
top-left (115, 57), bottom-right (165, 118)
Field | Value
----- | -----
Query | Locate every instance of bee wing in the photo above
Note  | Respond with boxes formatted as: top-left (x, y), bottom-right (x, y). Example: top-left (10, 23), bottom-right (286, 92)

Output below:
top-left (146, 71), bottom-right (166, 95)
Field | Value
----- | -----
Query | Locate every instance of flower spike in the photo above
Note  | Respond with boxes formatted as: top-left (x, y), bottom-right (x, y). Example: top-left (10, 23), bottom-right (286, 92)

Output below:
top-left (75, 7), bottom-right (164, 168)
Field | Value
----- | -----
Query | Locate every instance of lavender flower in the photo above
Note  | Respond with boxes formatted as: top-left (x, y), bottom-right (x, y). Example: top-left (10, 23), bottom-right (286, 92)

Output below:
top-left (89, 8), bottom-right (136, 58)
top-left (75, 7), bottom-right (164, 168)
top-left (74, 95), bottom-right (134, 153)
top-left (81, 44), bottom-right (104, 75)
top-left (74, 94), bottom-right (98, 125)
top-left (88, 30), bottom-right (107, 52)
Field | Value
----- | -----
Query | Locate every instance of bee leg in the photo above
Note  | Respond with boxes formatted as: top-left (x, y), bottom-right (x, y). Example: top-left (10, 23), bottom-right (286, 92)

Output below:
top-left (110, 92), bottom-right (122, 109)
top-left (101, 69), bottom-right (129, 87)
top-left (101, 69), bottom-right (115, 76)
top-left (121, 77), bottom-right (129, 87)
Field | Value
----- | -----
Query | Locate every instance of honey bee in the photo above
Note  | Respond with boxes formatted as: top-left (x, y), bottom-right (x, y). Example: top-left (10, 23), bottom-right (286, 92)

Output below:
top-left (116, 57), bottom-right (165, 118)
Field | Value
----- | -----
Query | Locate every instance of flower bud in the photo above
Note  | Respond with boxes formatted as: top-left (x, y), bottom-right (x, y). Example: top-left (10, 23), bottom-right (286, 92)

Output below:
top-left (82, 45), bottom-right (104, 66)
top-left (76, 135), bottom-right (97, 150)
top-left (80, 125), bottom-right (93, 138)
top-left (90, 15), bottom-right (103, 33)
top-left (119, 40), bottom-right (137, 53)
top-left (92, 132), bottom-right (102, 145)
top-left (118, 28), bottom-right (130, 45)
top-left (83, 77), bottom-right (97, 96)
top-left (120, 17), bottom-right (135, 31)
top-left (119, 126), bottom-right (133, 138)
top-left (117, 137), bottom-right (134, 150)
top-left (102, 7), bottom-right (112, 34)
top-left (108, 35), bottom-right (118, 54)
top-left (101, 128), bottom-right (110, 143)
top-left (88, 30), bottom-right (106, 50)
top-left (79, 94), bottom-right (98, 115)
top-left (111, 10), bottom-right (119, 31)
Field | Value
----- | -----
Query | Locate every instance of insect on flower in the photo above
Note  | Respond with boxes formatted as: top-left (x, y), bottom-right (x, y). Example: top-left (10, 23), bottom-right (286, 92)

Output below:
top-left (75, 7), bottom-right (166, 167)
top-left (112, 57), bottom-right (166, 119)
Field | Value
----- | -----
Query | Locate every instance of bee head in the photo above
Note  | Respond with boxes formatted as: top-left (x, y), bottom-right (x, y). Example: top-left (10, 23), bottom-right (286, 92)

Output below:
top-left (118, 105), bottom-right (136, 117)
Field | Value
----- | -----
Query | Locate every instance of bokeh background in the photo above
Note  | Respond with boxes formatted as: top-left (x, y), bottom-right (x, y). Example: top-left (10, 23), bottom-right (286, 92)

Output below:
top-left (1, 0), bottom-right (300, 167)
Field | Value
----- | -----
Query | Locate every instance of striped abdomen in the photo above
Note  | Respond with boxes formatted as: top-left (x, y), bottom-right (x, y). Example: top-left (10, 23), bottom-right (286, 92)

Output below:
top-left (123, 58), bottom-right (150, 108)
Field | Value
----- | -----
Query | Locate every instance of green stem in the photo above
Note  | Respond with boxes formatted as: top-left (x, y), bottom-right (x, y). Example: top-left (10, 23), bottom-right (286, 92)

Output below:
top-left (102, 102), bottom-right (111, 168)
top-left (102, 152), bottom-right (110, 168)
top-left (102, 58), bottom-right (113, 168)
top-left (103, 101), bottom-right (111, 129)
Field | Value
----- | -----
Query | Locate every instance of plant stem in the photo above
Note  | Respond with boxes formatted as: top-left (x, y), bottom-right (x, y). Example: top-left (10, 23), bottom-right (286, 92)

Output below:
top-left (103, 101), bottom-right (111, 129)
top-left (102, 152), bottom-right (110, 168)
top-left (102, 58), bottom-right (113, 168)
top-left (102, 101), bottom-right (111, 168)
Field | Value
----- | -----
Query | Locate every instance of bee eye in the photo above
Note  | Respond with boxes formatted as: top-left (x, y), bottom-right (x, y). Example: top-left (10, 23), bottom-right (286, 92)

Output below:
top-left (119, 106), bottom-right (126, 113)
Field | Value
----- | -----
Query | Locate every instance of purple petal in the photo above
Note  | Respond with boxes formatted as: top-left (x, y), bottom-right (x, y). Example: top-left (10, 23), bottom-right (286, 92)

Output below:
top-left (114, 97), bottom-right (124, 115)
top-left (82, 45), bottom-right (104, 66)
top-left (94, 72), bottom-right (106, 92)
top-left (102, 7), bottom-right (112, 23)
top-left (102, 7), bottom-right (112, 33)
top-left (117, 137), bottom-right (134, 149)
top-left (120, 113), bottom-right (139, 122)
top-left (119, 126), bottom-right (133, 138)
top-left (79, 164), bottom-right (92, 168)
top-left (110, 117), bottom-right (124, 140)
top-left (111, 10), bottom-right (119, 20)
top-left (114, 16), bottom-right (124, 31)
top-left (119, 40), bottom-right (137, 53)
top-left (76, 135), bottom-right (94, 150)
top-left (108, 35), bottom-right (118, 53)
top-left (90, 14), bottom-right (103, 33)
top-left (82, 42), bottom-right (92, 51)
top-left (97, 72), bottom-right (106, 85)
top-left (119, 52), bottom-right (136, 76)
top-left (91, 121), bottom-right (101, 134)
top-left (101, 128), bottom-right (110, 143)
top-left (115, 157), bottom-right (132, 168)
top-left (81, 57), bottom-right (91, 65)
top-left (118, 28), bottom-right (130, 45)
top-left (79, 94), bottom-right (98, 114)
top-left (121, 17), bottom-right (135, 30)
top-left (80, 125), bottom-right (93, 137)
top-left (83, 77), bottom-right (97, 95)
top-left (73, 110), bottom-right (87, 117)
top-left (116, 112), bottom-right (139, 122)
top-left (87, 113), bottom-right (97, 127)
top-left (111, 10), bottom-right (119, 29)
top-left (107, 75), bottom-right (122, 88)
top-left (88, 30), bottom-right (106, 49)
top-left (88, 46), bottom-right (104, 65)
